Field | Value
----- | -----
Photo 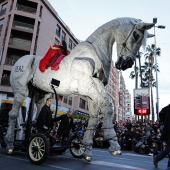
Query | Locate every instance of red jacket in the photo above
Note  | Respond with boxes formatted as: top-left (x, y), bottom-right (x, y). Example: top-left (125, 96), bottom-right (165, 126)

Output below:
top-left (39, 45), bottom-right (69, 72)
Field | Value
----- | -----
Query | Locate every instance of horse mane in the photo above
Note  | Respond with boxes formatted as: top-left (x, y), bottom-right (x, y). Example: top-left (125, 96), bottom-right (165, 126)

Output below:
top-left (116, 17), bottom-right (142, 25)
top-left (87, 17), bottom-right (147, 50)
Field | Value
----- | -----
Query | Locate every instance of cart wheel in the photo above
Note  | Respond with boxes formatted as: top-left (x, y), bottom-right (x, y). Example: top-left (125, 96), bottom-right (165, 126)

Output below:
top-left (28, 133), bottom-right (50, 165)
top-left (69, 136), bottom-right (85, 158)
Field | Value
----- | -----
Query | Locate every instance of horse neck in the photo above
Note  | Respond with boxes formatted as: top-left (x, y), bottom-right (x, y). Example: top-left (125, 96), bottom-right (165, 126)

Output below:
top-left (86, 19), bottom-right (119, 62)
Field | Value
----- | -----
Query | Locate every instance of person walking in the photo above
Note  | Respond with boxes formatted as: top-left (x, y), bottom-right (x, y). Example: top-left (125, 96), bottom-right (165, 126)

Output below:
top-left (36, 98), bottom-right (53, 133)
top-left (153, 104), bottom-right (170, 169)
top-left (55, 109), bottom-right (75, 146)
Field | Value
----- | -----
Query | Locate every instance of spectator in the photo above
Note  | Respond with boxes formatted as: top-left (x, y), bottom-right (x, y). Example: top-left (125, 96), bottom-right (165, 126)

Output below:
top-left (153, 104), bottom-right (170, 168)
top-left (36, 98), bottom-right (53, 133)
top-left (55, 109), bottom-right (75, 146)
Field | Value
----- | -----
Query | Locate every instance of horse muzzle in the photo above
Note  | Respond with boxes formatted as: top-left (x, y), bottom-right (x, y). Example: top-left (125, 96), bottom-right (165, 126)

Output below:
top-left (115, 56), bottom-right (134, 71)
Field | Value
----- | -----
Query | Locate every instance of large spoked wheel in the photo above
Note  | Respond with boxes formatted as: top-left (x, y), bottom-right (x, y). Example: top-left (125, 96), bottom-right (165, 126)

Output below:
top-left (28, 133), bottom-right (50, 165)
top-left (69, 136), bottom-right (85, 159)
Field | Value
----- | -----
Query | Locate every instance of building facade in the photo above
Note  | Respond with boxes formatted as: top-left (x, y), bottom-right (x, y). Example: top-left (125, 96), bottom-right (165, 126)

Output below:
top-left (125, 89), bottom-right (132, 120)
top-left (105, 61), bottom-right (119, 121)
top-left (118, 71), bottom-right (126, 121)
top-left (0, 0), bottom-right (132, 118)
top-left (0, 0), bottom-right (89, 115)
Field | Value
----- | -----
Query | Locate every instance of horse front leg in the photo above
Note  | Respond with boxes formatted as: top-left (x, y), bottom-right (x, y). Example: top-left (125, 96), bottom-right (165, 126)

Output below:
top-left (82, 100), bottom-right (99, 162)
top-left (101, 100), bottom-right (121, 155)
top-left (5, 91), bottom-right (28, 153)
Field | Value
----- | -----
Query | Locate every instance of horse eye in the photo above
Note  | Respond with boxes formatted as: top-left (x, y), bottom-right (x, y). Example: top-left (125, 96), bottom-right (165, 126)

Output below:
top-left (133, 31), bottom-right (140, 42)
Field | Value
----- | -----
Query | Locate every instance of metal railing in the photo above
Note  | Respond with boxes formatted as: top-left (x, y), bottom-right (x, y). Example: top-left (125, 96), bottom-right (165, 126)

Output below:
top-left (13, 21), bottom-right (34, 31)
top-left (5, 56), bottom-right (20, 66)
top-left (1, 76), bottom-right (10, 86)
top-left (16, 4), bottom-right (37, 14)
top-left (9, 38), bottom-right (31, 50)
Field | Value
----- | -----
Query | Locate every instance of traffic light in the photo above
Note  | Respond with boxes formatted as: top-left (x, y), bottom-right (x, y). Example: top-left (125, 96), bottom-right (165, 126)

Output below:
top-left (134, 95), bottom-right (150, 115)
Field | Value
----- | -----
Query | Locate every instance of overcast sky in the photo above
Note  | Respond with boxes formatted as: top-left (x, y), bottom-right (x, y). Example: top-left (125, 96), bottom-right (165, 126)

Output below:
top-left (48, 0), bottom-right (170, 114)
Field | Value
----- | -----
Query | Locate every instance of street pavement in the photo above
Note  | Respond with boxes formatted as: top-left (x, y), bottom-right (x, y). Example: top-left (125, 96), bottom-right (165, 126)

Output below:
top-left (0, 147), bottom-right (168, 170)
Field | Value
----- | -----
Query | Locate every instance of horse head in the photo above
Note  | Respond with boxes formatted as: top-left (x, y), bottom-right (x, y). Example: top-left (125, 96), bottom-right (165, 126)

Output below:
top-left (115, 21), bottom-right (155, 71)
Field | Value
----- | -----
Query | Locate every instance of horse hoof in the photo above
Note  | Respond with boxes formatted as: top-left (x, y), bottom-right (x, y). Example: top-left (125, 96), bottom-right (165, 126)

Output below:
top-left (83, 155), bottom-right (92, 162)
top-left (110, 150), bottom-right (121, 155)
top-left (7, 149), bottom-right (14, 155)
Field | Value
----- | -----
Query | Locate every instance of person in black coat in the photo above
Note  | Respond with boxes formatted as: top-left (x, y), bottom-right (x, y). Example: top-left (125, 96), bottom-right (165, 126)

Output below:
top-left (55, 109), bottom-right (75, 145)
top-left (153, 104), bottom-right (170, 168)
top-left (36, 98), bottom-right (53, 133)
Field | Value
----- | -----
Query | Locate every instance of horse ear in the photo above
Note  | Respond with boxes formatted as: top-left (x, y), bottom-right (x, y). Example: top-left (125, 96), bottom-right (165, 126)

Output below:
top-left (136, 23), bottom-right (155, 30)
top-left (147, 34), bottom-right (155, 38)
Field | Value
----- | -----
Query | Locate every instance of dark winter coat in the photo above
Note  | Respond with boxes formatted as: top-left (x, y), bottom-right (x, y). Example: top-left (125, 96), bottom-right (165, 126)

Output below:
top-left (160, 104), bottom-right (170, 146)
top-left (36, 104), bottom-right (52, 130)
top-left (55, 114), bottom-right (75, 137)
top-left (133, 131), bottom-right (142, 141)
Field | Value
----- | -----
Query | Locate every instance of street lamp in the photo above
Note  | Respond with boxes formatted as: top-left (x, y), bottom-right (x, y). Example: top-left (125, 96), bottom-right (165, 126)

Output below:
top-left (153, 18), bottom-right (165, 120)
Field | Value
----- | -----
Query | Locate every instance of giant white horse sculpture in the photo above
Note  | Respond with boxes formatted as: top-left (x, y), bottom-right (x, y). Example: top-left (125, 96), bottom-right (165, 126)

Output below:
top-left (5, 17), bottom-right (154, 161)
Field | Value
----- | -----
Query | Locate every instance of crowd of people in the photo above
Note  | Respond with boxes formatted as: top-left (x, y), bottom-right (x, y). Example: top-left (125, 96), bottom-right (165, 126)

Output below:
top-left (91, 118), bottom-right (164, 155)
top-left (114, 119), bottom-right (163, 154)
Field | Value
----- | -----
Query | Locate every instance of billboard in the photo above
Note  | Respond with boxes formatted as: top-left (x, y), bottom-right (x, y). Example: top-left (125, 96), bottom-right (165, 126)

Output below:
top-left (134, 88), bottom-right (150, 115)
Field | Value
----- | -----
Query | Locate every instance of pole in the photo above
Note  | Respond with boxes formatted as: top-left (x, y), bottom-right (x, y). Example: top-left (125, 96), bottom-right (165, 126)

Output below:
top-left (138, 51), bottom-right (144, 122)
top-left (24, 85), bottom-right (35, 145)
top-left (154, 26), bottom-right (159, 120)
top-left (51, 85), bottom-right (58, 128)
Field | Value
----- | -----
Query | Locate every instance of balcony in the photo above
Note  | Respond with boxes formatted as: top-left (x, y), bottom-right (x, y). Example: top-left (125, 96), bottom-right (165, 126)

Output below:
top-left (5, 56), bottom-right (20, 66)
top-left (9, 38), bottom-right (31, 51)
top-left (13, 21), bottom-right (34, 32)
top-left (16, 4), bottom-right (37, 14)
top-left (1, 76), bottom-right (10, 86)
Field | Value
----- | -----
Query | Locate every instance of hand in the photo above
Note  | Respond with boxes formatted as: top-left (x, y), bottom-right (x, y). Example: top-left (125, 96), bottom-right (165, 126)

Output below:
top-left (163, 141), bottom-right (167, 146)
top-left (50, 41), bottom-right (60, 50)
top-left (43, 125), bottom-right (48, 130)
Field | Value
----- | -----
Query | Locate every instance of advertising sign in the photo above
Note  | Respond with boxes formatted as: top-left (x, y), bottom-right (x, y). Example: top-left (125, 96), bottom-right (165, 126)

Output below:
top-left (134, 88), bottom-right (150, 115)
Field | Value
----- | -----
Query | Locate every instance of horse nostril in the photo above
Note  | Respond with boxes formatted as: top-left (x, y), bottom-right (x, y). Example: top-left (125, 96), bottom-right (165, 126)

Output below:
top-left (126, 58), bottom-right (134, 68)
top-left (115, 63), bottom-right (121, 70)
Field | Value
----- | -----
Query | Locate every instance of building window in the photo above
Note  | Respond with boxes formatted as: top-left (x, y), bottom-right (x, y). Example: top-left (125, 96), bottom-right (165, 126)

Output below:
top-left (0, 2), bottom-right (7, 16)
top-left (61, 30), bottom-right (66, 41)
top-left (56, 24), bottom-right (61, 37)
top-left (63, 96), bottom-right (67, 104)
top-left (86, 104), bottom-right (89, 111)
top-left (68, 97), bottom-right (72, 105)
top-left (69, 38), bottom-right (72, 49)
top-left (1, 70), bottom-right (11, 86)
top-left (79, 98), bottom-right (86, 109)
top-left (54, 38), bottom-right (60, 45)
top-left (73, 43), bottom-right (76, 49)
top-left (39, 5), bottom-right (43, 18)
top-left (0, 18), bottom-right (4, 31)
